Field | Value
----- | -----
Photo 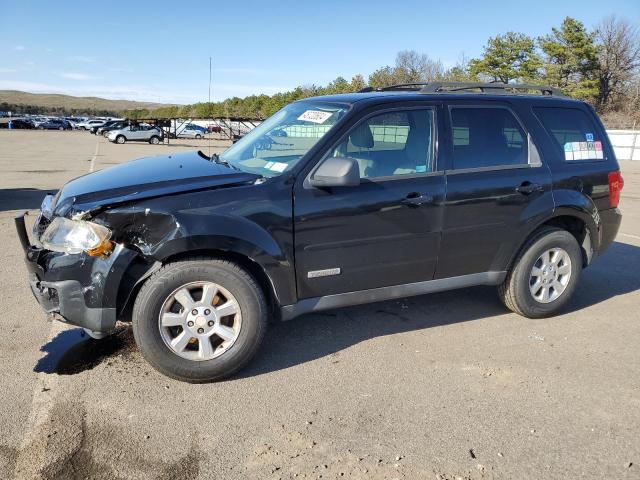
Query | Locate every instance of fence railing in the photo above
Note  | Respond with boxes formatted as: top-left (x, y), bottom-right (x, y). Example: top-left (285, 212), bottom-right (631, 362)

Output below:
top-left (607, 130), bottom-right (640, 161)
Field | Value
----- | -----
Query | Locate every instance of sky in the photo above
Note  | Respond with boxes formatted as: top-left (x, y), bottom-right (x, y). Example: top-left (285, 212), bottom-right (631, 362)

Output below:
top-left (1, 0), bottom-right (638, 104)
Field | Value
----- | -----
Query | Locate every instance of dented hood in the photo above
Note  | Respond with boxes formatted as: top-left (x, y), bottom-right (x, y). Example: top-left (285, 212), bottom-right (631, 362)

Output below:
top-left (53, 151), bottom-right (260, 216)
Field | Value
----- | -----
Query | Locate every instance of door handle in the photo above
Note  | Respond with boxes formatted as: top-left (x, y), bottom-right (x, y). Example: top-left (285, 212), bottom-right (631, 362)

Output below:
top-left (515, 182), bottom-right (544, 195)
top-left (401, 192), bottom-right (434, 207)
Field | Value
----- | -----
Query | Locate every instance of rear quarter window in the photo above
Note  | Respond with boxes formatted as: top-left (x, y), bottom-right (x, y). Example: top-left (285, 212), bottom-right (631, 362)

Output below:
top-left (533, 107), bottom-right (605, 161)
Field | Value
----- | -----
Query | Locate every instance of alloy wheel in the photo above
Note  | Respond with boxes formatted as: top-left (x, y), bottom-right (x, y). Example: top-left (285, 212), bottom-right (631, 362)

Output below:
top-left (158, 281), bottom-right (242, 361)
top-left (529, 248), bottom-right (572, 303)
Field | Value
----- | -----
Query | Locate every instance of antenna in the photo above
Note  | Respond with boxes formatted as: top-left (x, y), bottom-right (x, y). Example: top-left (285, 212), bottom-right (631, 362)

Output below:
top-left (208, 56), bottom-right (212, 157)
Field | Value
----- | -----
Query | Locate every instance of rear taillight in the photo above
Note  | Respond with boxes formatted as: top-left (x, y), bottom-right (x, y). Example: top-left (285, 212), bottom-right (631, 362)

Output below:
top-left (608, 171), bottom-right (624, 208)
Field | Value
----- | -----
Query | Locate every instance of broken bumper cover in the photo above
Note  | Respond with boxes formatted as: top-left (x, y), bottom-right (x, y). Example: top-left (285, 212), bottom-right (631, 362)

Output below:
top-left (16, 212), bottom-right (137, 333)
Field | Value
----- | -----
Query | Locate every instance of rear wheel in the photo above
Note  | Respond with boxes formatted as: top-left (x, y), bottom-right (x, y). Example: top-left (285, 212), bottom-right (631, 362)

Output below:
top-left (132, 258), bottom-right (267, 382)
top-left (499, 227), bottom-right (582, 318)
top-left (116, 135), bottom-right (126, 144)
top-left (195, 134), bottom-right (202, 140)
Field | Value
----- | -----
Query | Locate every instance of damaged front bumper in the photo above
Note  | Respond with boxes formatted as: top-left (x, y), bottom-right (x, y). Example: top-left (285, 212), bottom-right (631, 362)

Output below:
top-left (16, 211), bottom-right (138, 334)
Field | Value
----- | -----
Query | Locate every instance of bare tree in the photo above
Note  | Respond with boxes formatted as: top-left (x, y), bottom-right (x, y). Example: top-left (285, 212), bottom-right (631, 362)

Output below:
top-left (394, 50), bottom-right (445, 83)
top-left (596, 15), bottom-right (640, 109)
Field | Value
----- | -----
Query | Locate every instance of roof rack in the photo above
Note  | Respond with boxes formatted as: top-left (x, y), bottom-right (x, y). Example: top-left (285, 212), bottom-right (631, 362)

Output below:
top-left (359, 82), bottom-right (566, 97)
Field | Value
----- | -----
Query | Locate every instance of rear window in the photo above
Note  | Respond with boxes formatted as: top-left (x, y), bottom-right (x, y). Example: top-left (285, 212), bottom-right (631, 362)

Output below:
top-left (533, 107), bottom-right (604, 161)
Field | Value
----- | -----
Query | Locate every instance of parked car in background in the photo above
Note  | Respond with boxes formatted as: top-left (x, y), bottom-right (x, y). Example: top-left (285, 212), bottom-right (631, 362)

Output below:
top-left (38, 119), bottom-right (73, 130)
top-left (5, 119), bottom-right (36, 129)
top-left (96, 120), bottom-right (129, 136)
top-left (107, 124), bottom-right (163, 144)
top-left (29, 117), bottom-right (50, 128)
top-left (77, 119), bottom-right (107, 131)
top-left (177, 124), bottom-right (206, 139)
top-left (91, 120), bottom-right (122, 134)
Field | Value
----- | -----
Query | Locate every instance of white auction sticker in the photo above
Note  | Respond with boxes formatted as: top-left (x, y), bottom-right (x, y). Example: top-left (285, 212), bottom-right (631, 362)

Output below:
top-left (297, 110), bottom-right (333, 124)
top-left (269, 162), bottom-right (288, 172)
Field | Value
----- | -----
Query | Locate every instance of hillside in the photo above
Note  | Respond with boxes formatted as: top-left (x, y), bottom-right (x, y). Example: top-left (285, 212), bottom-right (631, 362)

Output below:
top-left (0, 90), bottom-right (178, 113)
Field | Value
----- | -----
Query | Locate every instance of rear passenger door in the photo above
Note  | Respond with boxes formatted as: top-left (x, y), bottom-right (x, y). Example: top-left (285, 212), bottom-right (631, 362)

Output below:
top-left (436, 103), bottom-right (554, 279)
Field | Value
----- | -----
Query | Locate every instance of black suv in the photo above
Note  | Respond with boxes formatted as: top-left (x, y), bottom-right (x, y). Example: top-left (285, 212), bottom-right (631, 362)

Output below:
top-left (16, 82), bottom-right (623, 382)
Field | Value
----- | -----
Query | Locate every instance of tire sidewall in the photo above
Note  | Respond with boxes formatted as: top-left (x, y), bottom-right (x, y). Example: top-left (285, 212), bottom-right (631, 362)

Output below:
top-left (133, 261), bottom-right (266, 382)
top-left (513, 229), bottom-right (582, 317)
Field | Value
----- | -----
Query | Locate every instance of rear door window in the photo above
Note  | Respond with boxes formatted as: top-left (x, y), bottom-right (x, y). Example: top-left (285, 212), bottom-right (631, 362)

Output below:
top-left (450, 107), bottom-right (528, 169)
top-left (533, 107), bottom-right (604, 161)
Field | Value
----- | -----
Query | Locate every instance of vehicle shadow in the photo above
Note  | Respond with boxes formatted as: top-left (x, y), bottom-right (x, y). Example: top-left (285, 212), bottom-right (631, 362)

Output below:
top-left (0, 188), bottom-right (56, 212)
top-left (33, 327), bottom-right (133, 375)
top-left (237, 240), bottom-right (640, 380)
top-left (567, 241), bottom-right (640, 311)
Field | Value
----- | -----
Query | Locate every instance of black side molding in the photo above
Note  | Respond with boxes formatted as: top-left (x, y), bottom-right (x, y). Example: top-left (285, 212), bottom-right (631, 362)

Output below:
top-left (280, 271), bottom-right (507, 321)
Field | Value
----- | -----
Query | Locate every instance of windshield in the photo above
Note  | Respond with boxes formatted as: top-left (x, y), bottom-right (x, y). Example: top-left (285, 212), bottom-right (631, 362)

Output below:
top-left (219, 101), bottom-right (349, 177)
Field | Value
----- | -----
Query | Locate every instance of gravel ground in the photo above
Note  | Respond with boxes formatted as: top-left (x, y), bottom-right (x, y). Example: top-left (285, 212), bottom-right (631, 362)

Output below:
top-left (0, 130), bottom-right (638, 480)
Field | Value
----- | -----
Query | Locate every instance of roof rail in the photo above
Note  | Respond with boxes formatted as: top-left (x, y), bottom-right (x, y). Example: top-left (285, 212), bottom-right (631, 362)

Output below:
top-left (359, 82), bottom-right (566, 97)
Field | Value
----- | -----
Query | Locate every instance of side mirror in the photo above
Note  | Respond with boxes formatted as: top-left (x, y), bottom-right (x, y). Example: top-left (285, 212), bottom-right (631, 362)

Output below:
top-left (310, 157), bottom-right (360, 187)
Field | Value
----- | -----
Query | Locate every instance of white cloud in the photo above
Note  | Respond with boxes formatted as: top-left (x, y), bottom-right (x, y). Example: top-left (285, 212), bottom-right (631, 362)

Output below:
top-left (14, 45), bottom-right (25, 51)
top-left (58, 72), bottom-right (94, 81)
top-left (68, 56), bottom-right (96, 63)
top-left (0, 68), bottom-right (18, 74)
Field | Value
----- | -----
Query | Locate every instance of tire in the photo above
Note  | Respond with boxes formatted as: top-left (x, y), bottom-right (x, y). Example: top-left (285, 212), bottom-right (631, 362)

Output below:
top-left (149, 136), bottom-right (160, 145)
top-left (195, 134), bottom-right (202, 140)
top-left (58, 126), bottom-right (63, 131)
top-left (132, 258), bottom-right (267, 382)
top-left (116, 135), bottom-right (126, 144)
top-left (499, 227), bottom-right (582, 318)
top-left (80, 127), bottom-right (86, 131)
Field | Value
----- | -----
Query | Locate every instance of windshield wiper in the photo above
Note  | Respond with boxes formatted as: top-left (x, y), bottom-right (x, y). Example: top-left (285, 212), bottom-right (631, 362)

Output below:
top-left (210, 153), bottom-right (240, 171)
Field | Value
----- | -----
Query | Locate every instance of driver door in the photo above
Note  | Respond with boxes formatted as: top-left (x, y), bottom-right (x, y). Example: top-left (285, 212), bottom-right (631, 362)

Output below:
top-left (294, 105), bottom-right (446, 299)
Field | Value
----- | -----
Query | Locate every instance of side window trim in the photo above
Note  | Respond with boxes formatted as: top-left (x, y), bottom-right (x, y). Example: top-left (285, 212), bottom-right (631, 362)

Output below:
top-left (307, 104), bottom-right (440, 185)
top-left (446, 104), bottom-right (541, 173)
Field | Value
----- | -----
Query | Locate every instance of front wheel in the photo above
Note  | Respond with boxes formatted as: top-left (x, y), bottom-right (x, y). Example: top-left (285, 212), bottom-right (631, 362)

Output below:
top-left (499, 227), bottom-right (582, 318)
top-left (149, 136), bottom-right (160, 145)
top-left (195, 134), bottom-right (202, 140)
top-left (132, 258), bottom-right (267, 382)
top-left (116, 135), bottom-right (126, 144)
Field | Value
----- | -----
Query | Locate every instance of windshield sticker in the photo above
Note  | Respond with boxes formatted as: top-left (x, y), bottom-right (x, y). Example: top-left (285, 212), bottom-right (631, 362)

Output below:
top-left (297, 110), bottom-right (334, 124)
top-left (264, 161), bottom-right (275, 169)
top-left (585, 133), bottom-right (594, 142)
top-left (565, 141), bottom-right (604, 160)
top-left (564, 142), bottom-right (574, 160)
top-left (269, 162), bottom-right (288, 172)
top-left (594, 141), bottom-right (604, 158)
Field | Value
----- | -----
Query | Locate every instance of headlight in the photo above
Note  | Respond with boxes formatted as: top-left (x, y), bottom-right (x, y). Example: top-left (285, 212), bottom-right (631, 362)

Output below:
top-left (41, 217), bottom-right (113, 256)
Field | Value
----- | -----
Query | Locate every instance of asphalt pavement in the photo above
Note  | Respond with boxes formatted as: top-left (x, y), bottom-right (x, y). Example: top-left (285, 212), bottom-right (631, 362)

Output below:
top-left (1, 130), bottom-right (638, 480)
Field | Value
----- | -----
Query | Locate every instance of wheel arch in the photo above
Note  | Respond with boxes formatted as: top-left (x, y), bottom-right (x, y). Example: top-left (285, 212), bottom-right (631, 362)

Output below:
top-left (507, 210), bottom-right (598, 273)
top-left (116, 244), bottom-right (288, 324)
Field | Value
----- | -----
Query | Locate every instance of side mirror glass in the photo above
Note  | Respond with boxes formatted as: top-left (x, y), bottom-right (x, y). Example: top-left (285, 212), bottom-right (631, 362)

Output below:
top-left (310, 157), bottom-right (360, 188)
